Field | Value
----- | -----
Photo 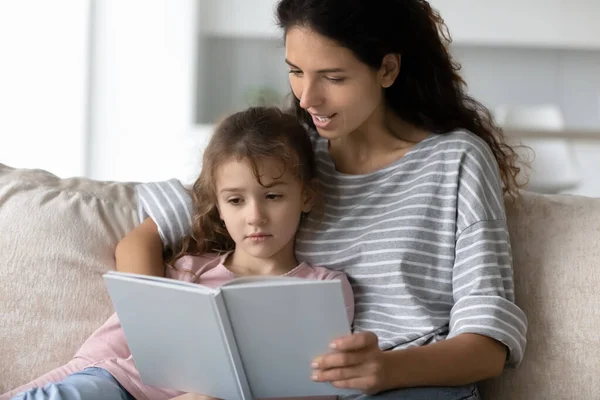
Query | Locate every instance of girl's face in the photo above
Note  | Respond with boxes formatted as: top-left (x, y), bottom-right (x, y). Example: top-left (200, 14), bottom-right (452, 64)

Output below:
top-left (285, 26), bottom-right (390, 141)
top-left (215, 157), bottom-right (312, 266)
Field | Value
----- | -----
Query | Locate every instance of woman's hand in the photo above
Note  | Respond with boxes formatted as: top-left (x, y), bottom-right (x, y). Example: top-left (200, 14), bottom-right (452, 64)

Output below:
top-left (310, 331), bottom-right (390, 395)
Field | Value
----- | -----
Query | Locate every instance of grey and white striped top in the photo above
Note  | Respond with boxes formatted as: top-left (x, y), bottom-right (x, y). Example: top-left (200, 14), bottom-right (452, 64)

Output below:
top-left (137, 129), bottom-right (528, 367)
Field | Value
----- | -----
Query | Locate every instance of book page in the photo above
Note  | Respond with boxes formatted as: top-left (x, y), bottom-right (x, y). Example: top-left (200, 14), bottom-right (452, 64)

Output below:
top-left (103, 273), bottom-right (248, 399)
top-left (221, 280), bottom-right (359, 398)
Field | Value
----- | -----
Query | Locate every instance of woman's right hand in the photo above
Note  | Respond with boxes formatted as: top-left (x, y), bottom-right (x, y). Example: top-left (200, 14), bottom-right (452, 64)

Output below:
top-left (115, 217), bottom-right (166, 277)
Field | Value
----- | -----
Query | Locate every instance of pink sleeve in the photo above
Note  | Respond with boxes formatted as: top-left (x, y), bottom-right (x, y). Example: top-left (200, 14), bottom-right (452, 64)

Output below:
top-left (330, 272), bottom-right (355, 325)
top-left (166, 253), bottom-right (221, 282)
top-left (73, 313), bottom-right (131, 361)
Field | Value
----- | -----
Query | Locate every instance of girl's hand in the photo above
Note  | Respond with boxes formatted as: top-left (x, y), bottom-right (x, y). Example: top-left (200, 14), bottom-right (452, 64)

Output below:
top-left (310, 331), bottom-right (390, 395)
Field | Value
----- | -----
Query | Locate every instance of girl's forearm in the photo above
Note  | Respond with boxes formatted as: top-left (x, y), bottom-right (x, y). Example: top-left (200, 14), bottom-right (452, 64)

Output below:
top-left (115, 218), bottom-right (165, 277)
top-left (382, 333), bottom-right (507, 390)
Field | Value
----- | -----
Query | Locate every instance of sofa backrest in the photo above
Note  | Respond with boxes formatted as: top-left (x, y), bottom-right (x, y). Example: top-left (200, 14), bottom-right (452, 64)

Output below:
top-left (0, 164), bottom-right (138, 392)
top-left (480, 191), bottom-right (600, 399)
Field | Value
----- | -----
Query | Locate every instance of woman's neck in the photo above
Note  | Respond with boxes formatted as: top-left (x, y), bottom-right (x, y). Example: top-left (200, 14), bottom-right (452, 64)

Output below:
top-left (329, 108), bottom-right (430, 175)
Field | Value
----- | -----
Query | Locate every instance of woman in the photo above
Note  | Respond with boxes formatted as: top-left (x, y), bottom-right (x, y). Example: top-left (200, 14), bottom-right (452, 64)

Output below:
top-left (116, 1), bottom-right (527, 399)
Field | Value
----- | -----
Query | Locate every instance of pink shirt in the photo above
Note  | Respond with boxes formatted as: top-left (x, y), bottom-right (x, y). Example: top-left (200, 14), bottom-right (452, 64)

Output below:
top-left (6, 253), bottom-right (354, 400)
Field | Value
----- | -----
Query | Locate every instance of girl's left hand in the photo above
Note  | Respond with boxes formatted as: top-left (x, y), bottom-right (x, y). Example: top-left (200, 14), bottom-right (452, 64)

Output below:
top-left (310, 331), bottom-right (390, 395)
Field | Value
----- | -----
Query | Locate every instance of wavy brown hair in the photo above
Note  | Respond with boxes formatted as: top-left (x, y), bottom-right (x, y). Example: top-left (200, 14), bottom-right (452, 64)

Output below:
top-left (168, 107), bottom-right (317, 263)
top-left (277, 0), bottom-right (522, 197)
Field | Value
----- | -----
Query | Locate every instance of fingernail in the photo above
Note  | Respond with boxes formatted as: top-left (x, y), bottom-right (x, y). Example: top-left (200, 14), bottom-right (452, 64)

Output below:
top-left (329, 342), bottom-right (337, 349)
top-left (311, 362), bottom-right (318, 368)
top-left (311, 374), bottom-right (318, 381)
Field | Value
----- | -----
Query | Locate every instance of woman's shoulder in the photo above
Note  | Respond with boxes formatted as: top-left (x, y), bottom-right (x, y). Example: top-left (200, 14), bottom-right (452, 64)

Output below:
top-left (412, 129), bottom-right (500, 175)
top-left (427, 129), bottom-right (495, 158)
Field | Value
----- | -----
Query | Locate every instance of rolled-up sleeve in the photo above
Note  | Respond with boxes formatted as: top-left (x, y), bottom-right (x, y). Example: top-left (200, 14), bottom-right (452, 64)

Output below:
top-left (448, 219), bottom-right (528, 367)
top-left (136, 179), bottom-right (194, 249)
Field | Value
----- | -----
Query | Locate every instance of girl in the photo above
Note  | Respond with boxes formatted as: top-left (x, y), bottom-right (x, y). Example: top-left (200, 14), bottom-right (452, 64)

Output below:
top-left (6, 107), bottom-right (354, 400)
top-left (115, 1), bottom-right (528, 399)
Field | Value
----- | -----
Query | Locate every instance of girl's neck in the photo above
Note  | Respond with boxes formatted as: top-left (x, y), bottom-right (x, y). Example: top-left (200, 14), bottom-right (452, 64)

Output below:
top-left (224, 248), bottom-right (299, 277)
top-left (329, 107), bottom-right (430, 175)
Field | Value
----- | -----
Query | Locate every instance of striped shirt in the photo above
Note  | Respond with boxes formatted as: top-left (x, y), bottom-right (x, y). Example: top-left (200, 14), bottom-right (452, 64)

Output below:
top-left (137, 129), bottom-right (528, 367)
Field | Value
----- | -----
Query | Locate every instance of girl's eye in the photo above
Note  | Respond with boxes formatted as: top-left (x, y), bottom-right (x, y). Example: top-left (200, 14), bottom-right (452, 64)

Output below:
top-left (289, 69), bottom-right (303, 77)
top-left (325, 76), bottom-right (345, 83)
top-left (266, 193), bottom-right (282, 200)
top-left (227, 198), bottom-right (242, 205)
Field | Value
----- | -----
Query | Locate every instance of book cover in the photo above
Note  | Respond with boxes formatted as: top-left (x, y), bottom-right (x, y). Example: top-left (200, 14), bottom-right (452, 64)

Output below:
top-left (104, 272), bottom-right (358, 399)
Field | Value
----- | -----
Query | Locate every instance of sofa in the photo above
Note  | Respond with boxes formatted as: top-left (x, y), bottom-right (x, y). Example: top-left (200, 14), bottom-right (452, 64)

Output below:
top-left (1, 162), bottom-right (599, 399)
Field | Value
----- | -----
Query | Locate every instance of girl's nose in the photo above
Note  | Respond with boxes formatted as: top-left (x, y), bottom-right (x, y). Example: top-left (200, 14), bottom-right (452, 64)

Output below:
top-left (247, 203), bottom-right (266, 225)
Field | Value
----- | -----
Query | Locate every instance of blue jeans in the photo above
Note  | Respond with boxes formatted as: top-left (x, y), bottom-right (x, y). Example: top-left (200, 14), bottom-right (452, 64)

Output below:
top-left (11, 367), bottom-right (134, 400)
top-left (355, 384), bottom-right (480, 400)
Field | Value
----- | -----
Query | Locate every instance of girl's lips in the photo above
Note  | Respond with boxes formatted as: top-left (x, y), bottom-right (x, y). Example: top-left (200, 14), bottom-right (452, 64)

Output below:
top-left (246, 234), bottom-right (272, 243)
top-left (311, 113), bottom-right (336, 129)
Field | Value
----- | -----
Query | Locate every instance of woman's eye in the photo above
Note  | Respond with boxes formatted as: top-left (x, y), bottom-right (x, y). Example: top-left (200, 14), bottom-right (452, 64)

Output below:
top-left (325, 76), bottom-right (345, 83)
top-left (266, 193), bottom-right (282, 200)
top-left (227, 198), bottom-right (242, 205)
top-left (289, 69), bottom-right (303, 76)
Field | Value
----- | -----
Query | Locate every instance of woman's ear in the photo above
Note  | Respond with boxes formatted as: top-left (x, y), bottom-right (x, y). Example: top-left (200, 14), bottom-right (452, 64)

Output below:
top-left (379, 53), bottom-right (401, 88)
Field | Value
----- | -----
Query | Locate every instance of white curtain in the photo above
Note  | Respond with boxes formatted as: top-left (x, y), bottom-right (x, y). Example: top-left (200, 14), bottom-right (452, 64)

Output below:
top-left (0, 0), bottom-right (91, 178)
top-left (0, 0), bottom-right (206, 182)
top-left (88, 0), bottom-right (203, 183)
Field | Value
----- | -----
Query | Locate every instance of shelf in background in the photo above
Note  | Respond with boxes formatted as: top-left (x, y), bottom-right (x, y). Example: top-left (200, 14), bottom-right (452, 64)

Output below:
top-left (503, 128), bottom-right (600, 141)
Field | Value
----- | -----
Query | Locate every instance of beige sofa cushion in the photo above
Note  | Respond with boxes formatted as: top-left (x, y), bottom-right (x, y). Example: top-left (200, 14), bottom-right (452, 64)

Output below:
top-left (0, 164), bottom-right (138, 392)
top-left (480, 191), bottom-right (600, 399)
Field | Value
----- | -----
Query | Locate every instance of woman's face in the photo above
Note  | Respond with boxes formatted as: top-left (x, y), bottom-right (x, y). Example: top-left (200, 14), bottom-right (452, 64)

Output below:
top-left (285, 26), bottom-right (387, 141)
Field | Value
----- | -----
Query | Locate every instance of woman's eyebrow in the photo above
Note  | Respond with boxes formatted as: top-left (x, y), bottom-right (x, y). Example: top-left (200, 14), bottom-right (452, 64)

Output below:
top-left (285, 58), bottom-right (346, 74)
top-left (285, 58), bottom-right (300, 68)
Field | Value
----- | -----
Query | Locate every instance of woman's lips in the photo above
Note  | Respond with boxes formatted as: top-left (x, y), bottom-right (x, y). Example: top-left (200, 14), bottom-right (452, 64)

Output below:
top-left (311, 113), bottom-right (336, 129)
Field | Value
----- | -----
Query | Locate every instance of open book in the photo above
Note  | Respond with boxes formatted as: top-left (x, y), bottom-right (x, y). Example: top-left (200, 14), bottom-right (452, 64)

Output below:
top-left (103, 271), bottom-right (358, 400)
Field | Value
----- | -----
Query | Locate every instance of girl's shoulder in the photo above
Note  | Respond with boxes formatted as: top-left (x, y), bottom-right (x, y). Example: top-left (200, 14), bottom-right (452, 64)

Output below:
top-left (166, 252), bottom-right (224, 282)
top-left (290, 262), bottom-right (347, 281)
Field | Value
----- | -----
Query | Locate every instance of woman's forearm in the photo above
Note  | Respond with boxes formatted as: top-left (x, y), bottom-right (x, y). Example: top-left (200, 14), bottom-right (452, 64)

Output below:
top-left (382, 333), bottom-right (507, 390)
top-left (115, 218), bottom-right (165, 277)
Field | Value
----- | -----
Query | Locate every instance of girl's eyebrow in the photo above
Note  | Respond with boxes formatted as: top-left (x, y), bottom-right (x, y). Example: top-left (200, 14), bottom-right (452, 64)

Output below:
top-left (219, 187), bottom-right (243, 194)
top-left (285, 58), bottom-right (346, 74)
top-left (219, 181), bottom-right (287, 193)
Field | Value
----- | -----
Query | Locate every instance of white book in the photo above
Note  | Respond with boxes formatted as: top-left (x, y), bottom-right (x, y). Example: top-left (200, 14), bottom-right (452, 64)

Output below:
top-left (103, 271), bottom-right (359, 400)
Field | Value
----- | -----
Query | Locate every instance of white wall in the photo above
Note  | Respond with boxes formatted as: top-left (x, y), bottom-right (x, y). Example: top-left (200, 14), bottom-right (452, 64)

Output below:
top-left (0, 0), bottom-right (90, 178)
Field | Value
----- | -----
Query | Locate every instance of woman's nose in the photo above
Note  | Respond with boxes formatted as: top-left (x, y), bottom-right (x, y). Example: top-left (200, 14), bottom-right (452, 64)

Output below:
top-left (299, 82), bottom-right (322, 110)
